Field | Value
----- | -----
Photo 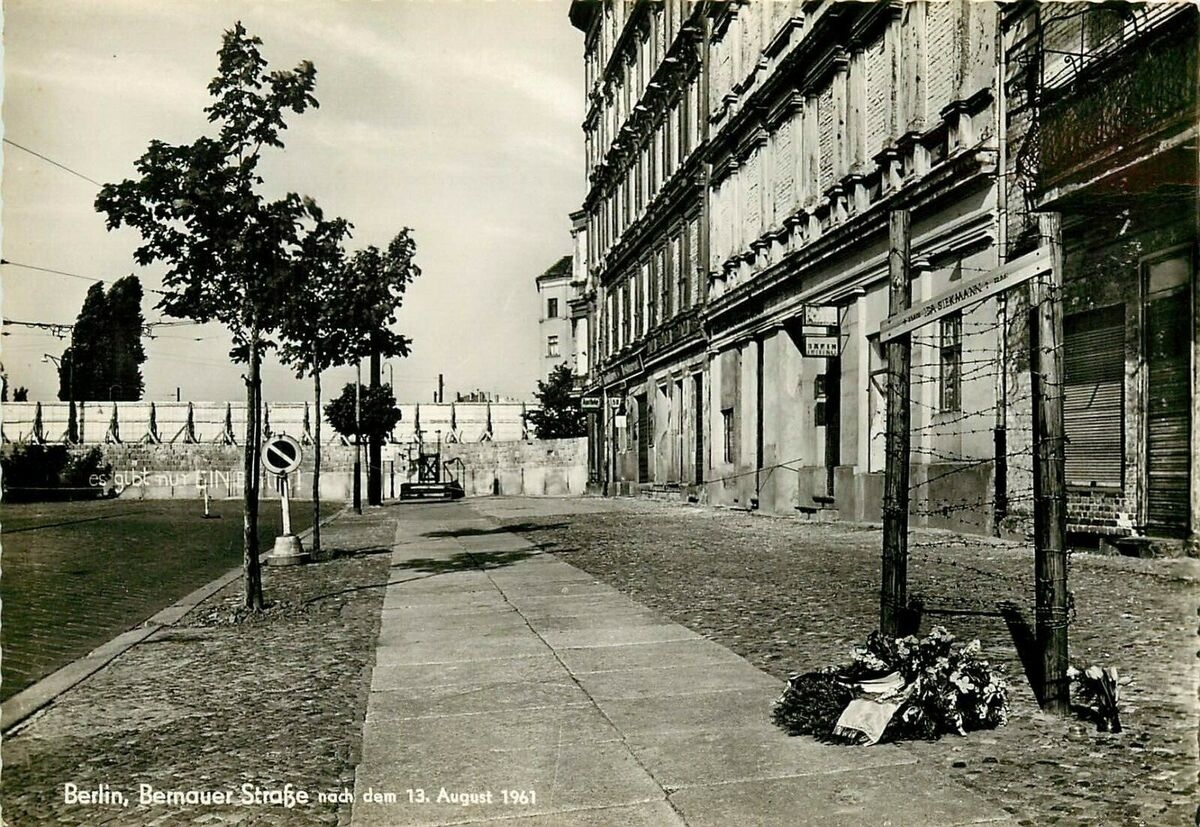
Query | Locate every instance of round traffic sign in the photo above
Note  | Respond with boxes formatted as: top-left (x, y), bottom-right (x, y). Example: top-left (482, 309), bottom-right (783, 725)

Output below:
top-left (262, 434), bottom-right (302, 475)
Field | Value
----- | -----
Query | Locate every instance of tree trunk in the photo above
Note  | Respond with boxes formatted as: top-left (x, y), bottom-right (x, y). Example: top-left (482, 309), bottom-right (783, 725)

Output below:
top-left (312, 356), bottom-right (322, 558)
top-left (368, 343), bottom-right (382, 505)
top-left (243, 330), bottom-right (264, 610)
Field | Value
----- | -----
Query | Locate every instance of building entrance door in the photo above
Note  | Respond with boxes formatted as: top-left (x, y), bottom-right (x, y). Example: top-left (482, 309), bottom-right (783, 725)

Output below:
top-left (637, 394), bottom-right (650, 483)
top-left (693, 373), bottom-right (704, 484)
top-left (1144, 251), bottom-right (1193, 534)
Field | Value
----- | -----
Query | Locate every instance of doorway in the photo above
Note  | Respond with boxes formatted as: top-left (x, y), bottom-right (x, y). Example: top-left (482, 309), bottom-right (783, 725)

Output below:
top-left (637, 393), bottom-right (650, 483)
top-left (1143, 250), bottom-right (1193, 534)
top-left (694, 373), bottom-right (705, 484)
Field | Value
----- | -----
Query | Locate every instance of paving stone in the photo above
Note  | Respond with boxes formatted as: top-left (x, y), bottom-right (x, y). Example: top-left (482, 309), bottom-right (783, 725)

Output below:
top-left (553, 638), bottom-right (749, 674)
top-left (364, 678), bottom-right (590, 720)
top-left (627, 729), bottom-right (914, 790)
top-left (595, 688), bottom-right (782, 737)
top-left (376, 705), bottom-right (622, 756)
top-left (572, 661), bottom-right (782, 702)
top-left (538, 624), bottom-right (700, 650)
top-left (375, 635), bottom-right (551, 666)
top-left (668, 763), bottom-right (1017, 827)
top-left (352, 740), bottom-right (663, 826)
top-left (370, 655), bottom-right (563, 691)
top-left (377, 620), bottom-right (533, 649)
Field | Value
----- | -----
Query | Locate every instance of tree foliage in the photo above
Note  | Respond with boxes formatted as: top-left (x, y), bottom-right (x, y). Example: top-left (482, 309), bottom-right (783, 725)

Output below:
top-left (94, 21), bottom-right (317, 352)
top-left (94, 22), bottom-right (319, 610)
top-left (524, 364), bottom-right (586, 439)
top-left (58, 276), bottom-right (146, 401)
top-left (328, 232), bottom-right (421, 366)
top-left (324, 383), bottom-right (401, 442)
top-left (277, 206), bottom-right (354, 378)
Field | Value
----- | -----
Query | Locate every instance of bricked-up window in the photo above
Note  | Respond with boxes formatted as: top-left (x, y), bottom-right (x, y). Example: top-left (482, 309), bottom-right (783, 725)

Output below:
top-left (1064, 304), bottom-right (1125, 487)
top-left (546, 298), bottom-right (558, 319)
top-left (722, 408), bottom-right (735, 464)
top-left (939, 313), bottom-right (962, 412)
top-left (547, 335), bottom-right (560, 357)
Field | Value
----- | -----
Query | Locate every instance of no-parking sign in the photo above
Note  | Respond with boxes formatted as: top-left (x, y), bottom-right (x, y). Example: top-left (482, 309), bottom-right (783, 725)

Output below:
top-left (262, 434), bottom-right (302, 475)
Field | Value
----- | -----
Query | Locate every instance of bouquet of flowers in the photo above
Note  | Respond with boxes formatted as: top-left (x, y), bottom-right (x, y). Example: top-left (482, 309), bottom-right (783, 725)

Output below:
top-left (773, 626), bottom-right (1009, 744)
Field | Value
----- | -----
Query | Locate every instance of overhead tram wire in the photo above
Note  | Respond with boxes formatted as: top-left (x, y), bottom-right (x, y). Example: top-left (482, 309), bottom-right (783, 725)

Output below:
top-left (1, 259), bottom-right (169, 296)
top-left (3, 138), bottom-right (103, 187)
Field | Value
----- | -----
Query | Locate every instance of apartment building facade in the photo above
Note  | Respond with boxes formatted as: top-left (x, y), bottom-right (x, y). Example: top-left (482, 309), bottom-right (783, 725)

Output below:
top-left (572, 0), bottom-right (1197, 547)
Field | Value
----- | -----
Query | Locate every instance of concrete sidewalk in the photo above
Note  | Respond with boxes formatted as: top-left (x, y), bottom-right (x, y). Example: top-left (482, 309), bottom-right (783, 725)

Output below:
top-left (352, 500), bottom-right (1016, 827)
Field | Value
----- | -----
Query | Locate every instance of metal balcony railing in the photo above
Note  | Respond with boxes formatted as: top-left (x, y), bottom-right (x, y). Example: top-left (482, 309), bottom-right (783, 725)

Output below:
top-left (1037, 14), bottom-right (1197, 191)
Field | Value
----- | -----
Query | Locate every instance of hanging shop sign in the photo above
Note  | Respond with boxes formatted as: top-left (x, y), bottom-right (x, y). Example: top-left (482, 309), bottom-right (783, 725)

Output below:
top-left (803, 336), bottom-right (840, 358)
top-left (799, 305), bottom-right (840, 358)
top-left (580, 396), bottom-right (602, 411)
top-left (879, 246), bottom-right (1051, 344)
top-left (803, 304), bottom-right (839, 327)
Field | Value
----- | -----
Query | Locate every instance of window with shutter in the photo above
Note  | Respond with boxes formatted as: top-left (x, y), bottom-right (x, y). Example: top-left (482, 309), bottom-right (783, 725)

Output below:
top-left (1063, 304), bottom-right (1125, 487)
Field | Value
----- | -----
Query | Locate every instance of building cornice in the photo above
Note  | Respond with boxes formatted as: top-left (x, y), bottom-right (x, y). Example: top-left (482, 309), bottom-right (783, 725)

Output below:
top-left (706, 147), bottom-right (997, 337)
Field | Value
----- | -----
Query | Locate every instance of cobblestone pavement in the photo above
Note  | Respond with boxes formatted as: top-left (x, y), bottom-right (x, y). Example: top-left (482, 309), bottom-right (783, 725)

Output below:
top-left (482, 497), bottom-right (1199, 827)
top-left (1, 507), bottom-right (394, 826)
top-left (0, 499), bottom-right (324, 701)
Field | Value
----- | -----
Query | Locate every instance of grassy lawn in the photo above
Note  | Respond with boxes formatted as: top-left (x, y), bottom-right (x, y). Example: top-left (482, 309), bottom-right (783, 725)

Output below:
top-left (0, 497), bottom-right (341, 701)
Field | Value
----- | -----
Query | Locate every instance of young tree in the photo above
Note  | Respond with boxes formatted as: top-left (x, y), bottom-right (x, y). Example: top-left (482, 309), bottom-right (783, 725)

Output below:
top-left (324, 383), bottom-right (401, 444)
top-left (58, 276), bottom-right (146, 401)
top-left (525, 363), bottom-right (586, 439)
top-left (95, 22), bottom-right (318, 610)
top-left (277, 203), bottom-right (352, 558)
top-left (327, 232), bottom-right (421, 505)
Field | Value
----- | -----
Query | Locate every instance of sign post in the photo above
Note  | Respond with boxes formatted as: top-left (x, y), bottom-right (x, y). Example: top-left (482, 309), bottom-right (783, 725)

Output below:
top-left (262, 434), bottom-right (308, 566)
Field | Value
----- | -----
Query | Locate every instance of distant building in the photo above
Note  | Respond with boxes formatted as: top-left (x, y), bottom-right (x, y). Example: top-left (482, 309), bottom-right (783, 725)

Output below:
top-left (535, 255), bottom-right (576, 384)
top-left (568, 209), bottom-right (592, 387)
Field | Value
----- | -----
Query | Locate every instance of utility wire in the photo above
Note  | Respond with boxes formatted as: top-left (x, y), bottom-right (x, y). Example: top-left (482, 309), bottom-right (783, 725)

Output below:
top-left (1, 259), bottom-right (103, 284)
top-left (1, 258), bottom-right (169, 295)
top-left (3, 138), bottom-right (102, 187)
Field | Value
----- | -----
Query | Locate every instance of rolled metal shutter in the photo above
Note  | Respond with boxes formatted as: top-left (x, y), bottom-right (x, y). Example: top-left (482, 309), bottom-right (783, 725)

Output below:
top-left (1145, 296), bottom-right (1191, 529)
top-left (1063, 305), bottom-right (1125, 486)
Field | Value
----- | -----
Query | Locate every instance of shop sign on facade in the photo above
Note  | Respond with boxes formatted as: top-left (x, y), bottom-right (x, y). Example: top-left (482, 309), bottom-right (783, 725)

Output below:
top-left (800, 305), bottom-right (840, 358)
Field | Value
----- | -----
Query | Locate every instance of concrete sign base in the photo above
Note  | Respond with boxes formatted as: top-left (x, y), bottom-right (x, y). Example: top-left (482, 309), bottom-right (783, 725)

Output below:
top-left (266, 534), bottom-right (309, 566)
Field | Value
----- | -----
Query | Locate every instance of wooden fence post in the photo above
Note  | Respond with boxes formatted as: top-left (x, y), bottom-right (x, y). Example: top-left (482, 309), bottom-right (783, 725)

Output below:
top-left (881, 209), bottom-right (912, 636)
top-left (1032, 213), bottom-right (1070, 714)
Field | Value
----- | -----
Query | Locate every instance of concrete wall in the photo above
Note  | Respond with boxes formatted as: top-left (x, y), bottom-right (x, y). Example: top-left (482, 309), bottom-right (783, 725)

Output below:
top-left (439, 439), bottom-right (587, 498)
top-left (12, 435), bottom-right (586, 501)
top-left (0, 400), bottom-right (532, 446)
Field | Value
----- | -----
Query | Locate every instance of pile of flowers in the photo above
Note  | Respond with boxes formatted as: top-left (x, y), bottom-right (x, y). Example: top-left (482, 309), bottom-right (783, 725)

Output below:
top-left (1069, 664), bottom-right (1123, 733)
top-left (773, 626), bottom-right (1009, 744)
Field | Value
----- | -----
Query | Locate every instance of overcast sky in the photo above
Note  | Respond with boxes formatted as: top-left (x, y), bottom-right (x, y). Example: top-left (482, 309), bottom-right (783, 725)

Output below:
top-left (1, 0), bottom-right (583, 404)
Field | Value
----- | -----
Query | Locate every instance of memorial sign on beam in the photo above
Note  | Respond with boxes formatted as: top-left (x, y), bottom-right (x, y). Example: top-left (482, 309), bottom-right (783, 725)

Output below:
top-left (879, 247), bottom-right (1051, 344)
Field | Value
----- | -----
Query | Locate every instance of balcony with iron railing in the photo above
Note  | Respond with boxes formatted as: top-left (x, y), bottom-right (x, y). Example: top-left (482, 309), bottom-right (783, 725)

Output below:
top-left (1036, 9), bottom-right (1197, 195)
